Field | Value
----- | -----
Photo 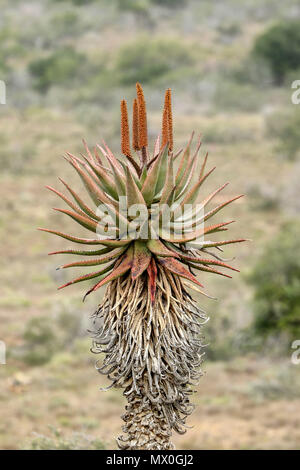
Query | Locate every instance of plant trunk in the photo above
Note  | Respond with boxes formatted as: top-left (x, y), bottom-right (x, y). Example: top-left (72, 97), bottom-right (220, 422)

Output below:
top-left (118, 386), bottom-right (174, 450)
top-left (91, 268), bottom-right (207, 450)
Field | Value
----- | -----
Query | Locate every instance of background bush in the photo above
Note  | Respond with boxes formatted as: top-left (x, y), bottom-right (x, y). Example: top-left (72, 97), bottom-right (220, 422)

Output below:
top-left (115, 37), bottom-right (195, 85)
top-left (151, 0), bottom-right (187, 6)
top-left (29, 47), bottom-right (86, 92)
top-left (116, 0), bottom-right (187, 10)
top-left (253, 21), bottom-right (300, 85)
top-left (15, 309), bottom-right (83, 366)
top-left (266, 108), bottom-right (300, 160)
top-left (25, 428), bottom-right (106, 450)
top-left (249, 221), bottom-right (300, 339)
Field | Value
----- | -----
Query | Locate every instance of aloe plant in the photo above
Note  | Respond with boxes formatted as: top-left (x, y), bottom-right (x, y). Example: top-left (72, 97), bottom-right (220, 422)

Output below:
top-left (40, 83), bottom-right (245, 450)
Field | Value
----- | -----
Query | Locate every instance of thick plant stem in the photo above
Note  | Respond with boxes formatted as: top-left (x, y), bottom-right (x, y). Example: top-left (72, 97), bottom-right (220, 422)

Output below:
top-left (91, 269), bottom-right (208, 450)
top-left (118, 387), bottom-right (174, 450)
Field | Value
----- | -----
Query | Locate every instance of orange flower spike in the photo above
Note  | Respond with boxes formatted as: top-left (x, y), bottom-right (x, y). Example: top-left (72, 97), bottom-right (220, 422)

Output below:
top-left (161, 97), bottom-right (169, 150)
top-left (132, 98), bottom-right (140, 151)
top-left (165, 88), bottom-right (173, 152)
top-left (136, 82), bottom-right (148, 165)
top-left (121, 99), bottom-right (131, 157)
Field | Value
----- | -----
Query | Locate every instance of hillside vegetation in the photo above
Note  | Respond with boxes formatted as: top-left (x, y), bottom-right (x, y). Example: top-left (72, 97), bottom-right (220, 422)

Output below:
top-left (1, 0), bottom-right (300, 450)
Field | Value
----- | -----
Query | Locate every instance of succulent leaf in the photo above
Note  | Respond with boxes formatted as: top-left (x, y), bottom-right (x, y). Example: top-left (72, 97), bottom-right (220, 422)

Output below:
top-left (175, 132), bottom-right (194, 184)
top-left (67, 156), bottom-right (115, 207)
top-left (58, 263), bottom-right (114, 290)
top-left (160, 154), bottom-right (174, 205)
top-left (147, 256), bottom-right (157, 305)
top-left (49, 247), bottom-right (113, 256)
top-left (53, 208), bottom-right (98, 232)
top-left (157, 256), bottom-right (204, 288)
top-left (84, 245), bottom-right (134, 298)
top-left (82, 155), bottom-right (119, 200)
top-left (141, 147), bottom-right (164, 204)
top-left (39, 228), bottom-right (130, 247)
top-left (131, 240), bottom-right (151, 280)
top-left (147, 239), bottom-right (178, 258)
top-left (58, 178), bottom-right (101, 220)
top-left (154, 145), bottom-right (169, 196)
top-left (58, 247), bottom-right (127, 269)
top-left (125, 165), bottom-right (146, 207)
top-left (203, 195), bottom-right (244, 222)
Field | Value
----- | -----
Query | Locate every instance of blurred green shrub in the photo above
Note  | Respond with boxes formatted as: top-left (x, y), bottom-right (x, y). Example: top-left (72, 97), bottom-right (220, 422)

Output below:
top-left (0, 26), bottom-right (25, 77)
top-left (247, 183), bottom-right (279, 211)
top-left (18, 309), bottom-right (82, 366)
top-left (266, 108), bottom-right (300, 160)
top-left (202, 119), bottom-right (255, 144)
top-left (246, 366), bottom-right (300, 402)
top-left (25, 428), bottom-right (106, 450)
top-left (70, 0), bottom-right (95, 4)
top-left (52, 0), bottom-right (95, 4)
top-left (29, 47), bottom-right (86, 92)
top-left (253, 21), bottom-right (300, 85)
top-left (115, 37), bottom-right (195, 85)
top-left (203, 304), bottom-right (252, 361)
top-left (22, 317), bottom-right (59, 366)
top-left (249, 221), bottom-right (300, 338)
top-left (217, 22), bottom-right (241, 39)
top-left (115, 0), bottom-right (150, 13)
top-left (116, 0), bottom-right (186, 10)
top-left (49, 11), bottom-right (81, 39)
top-left (228, 57), bottom-right (272, 88)
top-left (151, 0), bottom-right (187, 6)
top-left (214, 81), bottom-right (265, 112)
